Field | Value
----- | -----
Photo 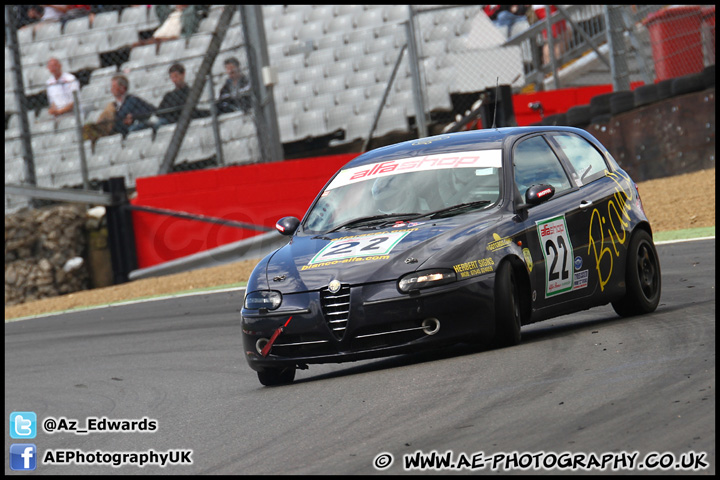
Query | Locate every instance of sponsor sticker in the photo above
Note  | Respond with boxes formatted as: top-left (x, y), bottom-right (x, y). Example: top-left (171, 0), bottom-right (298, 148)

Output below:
top-left (573, 269), bottom-right (589, 290)
top-left (325, 150), bottom-right (502, 190)
top-left (574, 255), bottom-right (583, 270)
top-left (487, 233), bottom-right (512, 252)
top-left (523, 248), bottom-right (533, 272)
top-left (452, 257), bottom-right (494, 278)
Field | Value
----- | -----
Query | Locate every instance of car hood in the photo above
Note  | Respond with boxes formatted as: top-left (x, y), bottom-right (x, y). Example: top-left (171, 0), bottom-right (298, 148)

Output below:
top-left (264, 214), bottom-right (503, 292)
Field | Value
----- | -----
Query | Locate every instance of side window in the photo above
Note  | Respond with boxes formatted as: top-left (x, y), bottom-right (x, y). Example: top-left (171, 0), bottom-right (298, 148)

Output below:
top-left (513, 136), bottom-right (572, 197)
top-left (551, 133), bottom-right (608, 185)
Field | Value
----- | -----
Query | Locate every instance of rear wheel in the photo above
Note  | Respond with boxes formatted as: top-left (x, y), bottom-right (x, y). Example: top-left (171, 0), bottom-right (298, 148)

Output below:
top-left (612, 230), bottom-right (661, 317)
top-left (257, 366), bottom-right (296, 386)
top-left (493, 261), bottom-right (522, 348)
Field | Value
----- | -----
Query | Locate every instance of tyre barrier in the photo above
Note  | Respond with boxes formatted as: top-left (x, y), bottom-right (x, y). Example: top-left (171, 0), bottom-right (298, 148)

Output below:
top-left (671, 72), bottom-right (705, 96)
top-left (609, 91), bottom-right (635, 115)
top-left (541, 113), bottom-right (567, 126)
top-left (634, 84), bottom-right (659, 108)
top-left (701, 64), bottom-right (715, 89)
top-left (590, 113), bottom-right (612, 125)
top-left (656, 78), bottom-right (675, 101)
top-left (589, 92), bottom-right (614, 117)
top-left (566, 105), bottom-right (592, 127)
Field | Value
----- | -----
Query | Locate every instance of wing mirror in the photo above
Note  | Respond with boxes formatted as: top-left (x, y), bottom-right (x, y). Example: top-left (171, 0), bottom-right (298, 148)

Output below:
top-left (275, 216), bottom-right (300, 236)
top-left (525, 184), bottom-right (555, 206)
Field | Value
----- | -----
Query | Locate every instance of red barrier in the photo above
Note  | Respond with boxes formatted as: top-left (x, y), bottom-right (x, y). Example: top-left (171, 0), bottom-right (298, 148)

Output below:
top-left (643, 6), bottom-right (704, 82)
top-left (130, 153), bottom-right (358, 268)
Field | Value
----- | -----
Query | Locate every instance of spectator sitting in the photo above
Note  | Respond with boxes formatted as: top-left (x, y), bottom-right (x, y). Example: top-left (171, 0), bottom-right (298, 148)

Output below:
top-left (16, 5), bottom-right (45, 29)
top-left (216, 57), bottom-right (252, 114)
top-left (133, 5), bottom-right (208, 50)
top-left (484, 5), bottom-right (531, 39)
top-left (37, 5), bottom-right (91, 28)
top-left (110, 74), bottom-right (156, 136)
top-left (46, 57), bottom-right (80, 118)
top-left (154, 5), bottom-right (208, 39)
top-left (156, 63), bottom-right (210, 127)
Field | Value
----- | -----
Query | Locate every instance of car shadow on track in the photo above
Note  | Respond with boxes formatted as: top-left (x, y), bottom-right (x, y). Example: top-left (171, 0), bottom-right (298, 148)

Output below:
top-left (291, 308), bottom-right (673, 385)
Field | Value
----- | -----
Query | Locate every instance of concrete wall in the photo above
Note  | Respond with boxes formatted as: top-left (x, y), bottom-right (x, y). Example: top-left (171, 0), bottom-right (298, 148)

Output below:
top-left (591, 87), bottom-right (715, 182)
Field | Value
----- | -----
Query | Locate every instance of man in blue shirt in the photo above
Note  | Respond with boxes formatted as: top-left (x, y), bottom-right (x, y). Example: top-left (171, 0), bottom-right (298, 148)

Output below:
top-left (110, 74), bottom-right (156, 136)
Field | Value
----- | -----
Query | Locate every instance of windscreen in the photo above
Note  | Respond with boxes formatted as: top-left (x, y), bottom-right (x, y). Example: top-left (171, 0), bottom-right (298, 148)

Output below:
top-left (304, 149), bottom-right (503, 234)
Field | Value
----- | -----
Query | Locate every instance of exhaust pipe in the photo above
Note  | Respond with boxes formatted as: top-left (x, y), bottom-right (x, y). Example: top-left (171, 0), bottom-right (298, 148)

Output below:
top-left (422, 318), bottom-right (440, 335)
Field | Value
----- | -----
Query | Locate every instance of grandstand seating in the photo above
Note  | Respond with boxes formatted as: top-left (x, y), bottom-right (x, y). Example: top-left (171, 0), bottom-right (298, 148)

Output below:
top-left (6, 4), bottom-right (522, 213)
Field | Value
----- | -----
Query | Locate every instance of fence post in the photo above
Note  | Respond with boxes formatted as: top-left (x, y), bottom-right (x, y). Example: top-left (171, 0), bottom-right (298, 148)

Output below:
top-left (605, 5), bottom-right (631, 92)
top-left (405, 8), bottom-right (428, 139)
top-left (72, 90), bottom-right (90, 190)
top-left (103, 177), bottom-right (138, 284)
top-left (206, 73), bottom-right (225, 166)
top-left (241, 4), bottom-right (284, 163)
top-left (5, 5), bottom-right (37, 190)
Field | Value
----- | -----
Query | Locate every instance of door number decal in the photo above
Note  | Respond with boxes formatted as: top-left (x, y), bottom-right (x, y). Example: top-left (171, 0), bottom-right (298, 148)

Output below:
top-left (537, 215), bottom-right (574, 297)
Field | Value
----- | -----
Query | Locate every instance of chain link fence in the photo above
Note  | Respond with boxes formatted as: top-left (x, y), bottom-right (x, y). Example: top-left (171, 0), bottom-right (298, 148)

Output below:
top-left (502, 5), bottom-right (715, 91)
top-left (5, 5), bottom-right (716, 215)
top-left (5, 5), bottom-right (258, 212)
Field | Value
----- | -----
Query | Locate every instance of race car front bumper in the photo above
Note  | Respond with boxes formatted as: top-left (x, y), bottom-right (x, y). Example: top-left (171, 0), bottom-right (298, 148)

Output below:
top-left (241, 275), bottom-right (496, 371)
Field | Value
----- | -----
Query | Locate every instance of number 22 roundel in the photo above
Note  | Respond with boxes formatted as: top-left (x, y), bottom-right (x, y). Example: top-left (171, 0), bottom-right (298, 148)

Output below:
top-left (536, 215), bottom-right (573, 297)
top-left (308, 230), bottom-right (411, 265)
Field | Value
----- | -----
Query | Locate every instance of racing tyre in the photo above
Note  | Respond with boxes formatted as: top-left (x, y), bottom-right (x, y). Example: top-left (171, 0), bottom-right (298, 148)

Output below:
top-left (589, 92), bottom-right (613, 116)
top-left (633, 84), bottom-right (658, 107)
top-left (671, 73), bottom-right (704, 96)
top-left (701, 65), bottom-right (715, 89)
top-left (257, 366), bottom-right (296, 386)
top-left (541, 113), bottom-right (567, 126)
top-left (566, 105), bottom-right (592, 127)
top-left (493, 261), bottom-right (522, 348)
top-left (656, 78), bottom-right (674, 101)
top-left (610, 91), bottom-right (635, 115)
top-left (612, 230), bottom-right (661, 317)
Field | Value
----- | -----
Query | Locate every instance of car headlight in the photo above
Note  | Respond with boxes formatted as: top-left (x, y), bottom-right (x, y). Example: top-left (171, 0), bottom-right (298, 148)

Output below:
top-left (244, 290), bottom-right (282, 310)
top-left (398, 269), bottom-right (456, 293)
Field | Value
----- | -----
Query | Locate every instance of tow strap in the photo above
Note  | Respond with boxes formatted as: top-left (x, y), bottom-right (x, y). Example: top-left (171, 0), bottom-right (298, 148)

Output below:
top-left (261, 316), bottom-right (293, 357)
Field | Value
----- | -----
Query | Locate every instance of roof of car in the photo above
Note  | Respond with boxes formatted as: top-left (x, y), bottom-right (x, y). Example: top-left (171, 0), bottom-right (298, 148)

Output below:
top-left (347, 126), bottom-right (590, 168)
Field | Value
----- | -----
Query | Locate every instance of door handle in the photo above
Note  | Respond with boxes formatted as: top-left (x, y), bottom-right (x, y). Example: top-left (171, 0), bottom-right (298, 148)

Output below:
top-left (579, 200), bottom-right (593, 209)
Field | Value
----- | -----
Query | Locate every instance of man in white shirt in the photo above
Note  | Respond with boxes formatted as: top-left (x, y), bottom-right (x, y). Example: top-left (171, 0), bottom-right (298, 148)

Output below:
top-left (46, 57), bottom-right (80, 118)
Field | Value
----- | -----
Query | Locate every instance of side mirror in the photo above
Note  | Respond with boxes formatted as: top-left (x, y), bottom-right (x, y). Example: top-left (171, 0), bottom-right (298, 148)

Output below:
top-left (525, 184), bottom-right (555, 206)
top-left (275, 216), bottom-right (300, 236)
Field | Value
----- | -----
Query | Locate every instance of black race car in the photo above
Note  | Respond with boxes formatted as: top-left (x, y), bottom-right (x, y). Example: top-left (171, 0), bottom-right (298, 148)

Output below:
top-left (241, 127), bottom-right (661, 386)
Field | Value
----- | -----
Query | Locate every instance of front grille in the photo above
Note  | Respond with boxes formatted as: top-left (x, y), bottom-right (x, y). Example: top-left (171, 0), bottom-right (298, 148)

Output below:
top-left (320, 285), bottom-right (350, 340)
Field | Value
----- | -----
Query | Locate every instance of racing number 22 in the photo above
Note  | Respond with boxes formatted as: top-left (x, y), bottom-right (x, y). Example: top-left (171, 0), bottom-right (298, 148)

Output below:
top-left (546, 236), bottom-right (569, 282)
top-left (322, 237), bottom-right (387, 257)
top-left (537, 216), bottom-right (574, 297)
top-left (308, 230), bottom-right (413, 265)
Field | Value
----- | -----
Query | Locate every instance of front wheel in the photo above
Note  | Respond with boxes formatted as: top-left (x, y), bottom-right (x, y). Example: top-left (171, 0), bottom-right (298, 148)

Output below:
top-left (492, 261), bottom-right (522, 348)
top-left (257, 366), bottom-right (296, 386)
top-left (612, 230), bottom-right (661, 317)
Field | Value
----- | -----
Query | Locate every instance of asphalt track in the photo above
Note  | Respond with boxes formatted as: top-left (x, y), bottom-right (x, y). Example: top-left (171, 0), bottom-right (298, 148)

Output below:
top-left (4, 238), bottom-right (715, 475)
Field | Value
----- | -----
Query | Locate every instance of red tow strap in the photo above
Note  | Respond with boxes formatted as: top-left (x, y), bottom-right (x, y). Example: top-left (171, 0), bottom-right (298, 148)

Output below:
top-left (261, 316), bottom-right (293, 357)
